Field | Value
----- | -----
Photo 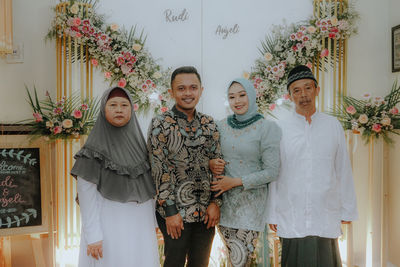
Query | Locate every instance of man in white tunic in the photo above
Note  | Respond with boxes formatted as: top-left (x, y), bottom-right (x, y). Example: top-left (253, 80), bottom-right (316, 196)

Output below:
top-left (267, 65), bottom-right (358, 267)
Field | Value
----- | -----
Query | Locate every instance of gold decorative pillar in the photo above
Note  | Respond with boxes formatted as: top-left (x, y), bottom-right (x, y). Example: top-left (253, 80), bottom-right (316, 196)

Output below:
top-left (55, 2), bottom-right (93, 265)
top-left (313, 0), bottom-right (348, 112)
top-left (0, 0), bottom-right (13, 55)
top-left (313, 0), bottom-right (352, 265)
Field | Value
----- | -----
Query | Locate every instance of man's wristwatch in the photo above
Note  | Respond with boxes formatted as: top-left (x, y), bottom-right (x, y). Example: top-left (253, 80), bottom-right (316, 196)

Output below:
top-left (211, 198), bottom-right (222, 208)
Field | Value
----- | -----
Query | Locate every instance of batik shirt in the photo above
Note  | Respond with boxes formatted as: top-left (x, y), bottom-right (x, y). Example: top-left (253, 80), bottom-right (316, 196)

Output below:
top-left (147, 106), bottom-right (221, 223)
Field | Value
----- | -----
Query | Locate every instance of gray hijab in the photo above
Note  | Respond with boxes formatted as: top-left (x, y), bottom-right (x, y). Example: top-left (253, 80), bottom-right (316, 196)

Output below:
top-left (71, 87), bottom-right (155, 203)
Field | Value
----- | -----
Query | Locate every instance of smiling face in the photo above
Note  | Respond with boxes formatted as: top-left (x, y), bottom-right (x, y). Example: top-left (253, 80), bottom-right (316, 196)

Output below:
top-left (228, 82), bottom-right (249, 115)
top-left (105, 96), bottom-right (132, 127)
top-left (169, 73), bottom-right (203, 113)
top-left (288, 78), bottom-right (320, 115)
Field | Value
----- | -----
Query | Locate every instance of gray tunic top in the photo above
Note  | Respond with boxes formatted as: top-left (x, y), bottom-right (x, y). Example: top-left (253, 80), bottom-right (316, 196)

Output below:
top-left (217, 118), bottom-right (281, 231)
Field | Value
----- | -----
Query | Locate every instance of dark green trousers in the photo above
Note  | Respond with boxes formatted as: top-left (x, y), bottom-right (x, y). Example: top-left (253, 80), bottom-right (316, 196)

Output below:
top-left (280, 236), bottom-right (342, 267)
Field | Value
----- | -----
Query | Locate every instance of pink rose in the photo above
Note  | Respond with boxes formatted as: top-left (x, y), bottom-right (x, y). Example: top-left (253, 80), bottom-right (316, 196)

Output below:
top-left (346, 105), bottom-right (356, 115)
top-left (121, 64), bottom-right (131, 75)
top-left (160, 107), bottom-right (168, 113)
top-left (81, 104), bottom-right (88, 111)
top-left (372, 123), bottom-right (382, 133)
top-left (133, 104), bottom-right (139, 111)
top-left (53, 126), bottom-right (62, 134)
top-left (91, 59), bottom-right (98, 67)
top-left (73, 17), bottom-right (81, 27)
top-left (75, 32), bottom-right (82, 38)
top-left (306, 62), bottom-right (313, 69)
top-left (73, 109), bottom-right (82, 119)
top-left (104, 72), bottom-right (112, 79)
top-left (390, 107), bottom-right (399, 115)
top-left (320, 48), bottom-right (329, 58)
top-left (283, 93), bottom-right (290, 100)
top-left (118, 78), bottom-right (127, 88)
top-left (269, 103), bottom-right (276, 111)
top-left (33, 112), bottom-right (43, 122)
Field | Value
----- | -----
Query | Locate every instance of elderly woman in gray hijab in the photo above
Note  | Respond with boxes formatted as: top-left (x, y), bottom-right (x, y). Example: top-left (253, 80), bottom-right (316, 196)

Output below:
top-left (209, 78), bottom-right (281, 267)
top-left (71, 87), bottom-right (159, 267)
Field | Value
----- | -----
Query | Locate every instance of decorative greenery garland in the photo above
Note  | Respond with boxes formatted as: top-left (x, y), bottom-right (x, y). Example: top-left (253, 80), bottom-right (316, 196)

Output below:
top-left (248, 2), bottom-right (359, 114)
top-left (0, 209), bottom-right (38, 228)
top-left (0, 149), bottom-right (37, 166)
top-left (46, 0), bottom-right (172, 114)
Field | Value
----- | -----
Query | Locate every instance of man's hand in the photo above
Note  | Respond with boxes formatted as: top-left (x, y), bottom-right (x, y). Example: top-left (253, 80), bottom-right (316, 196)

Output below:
top-left (341, 220), bottom-right (351, 224)
top-left (204, 202), bottom-right (220, 229)
top-left (87, 240), bottom-right (103, 260)
top-left (166, 213), bottom-right (184, 239)
top-left (269, 224), bottom-right (277, 232)
top-left (209, 158), bottom-right (226, 175)
top-left (211, 175), bottom-right (242, 197)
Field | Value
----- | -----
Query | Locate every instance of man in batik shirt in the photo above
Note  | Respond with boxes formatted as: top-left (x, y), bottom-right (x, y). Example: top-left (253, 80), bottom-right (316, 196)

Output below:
top-left (148, 66), bottom-right (222, 267)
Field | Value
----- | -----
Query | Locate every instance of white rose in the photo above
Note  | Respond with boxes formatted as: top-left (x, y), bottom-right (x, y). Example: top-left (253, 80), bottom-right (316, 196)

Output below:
top-left (307, 26), bottom-right (316, 34)
top-left (70, 4), bottom-right (79, 15)
top-left (358, 114), bottom-right (369, 124)
top-left (62, 119), bottom-right (73, 129)
top-left (152, 71), bottom-right (162, 79)
top-left (381, 117), bottom-right (391, 126)
top-left (46, 121), bottom-right (54, 128)
top-left (132, 43), bottom-right (142, 52)
top-left (110, 23), bottom-right (119, 31)
top-left (331, 17), bottom-right (338, 26)
top-left (264, 53), bottom-right (273, 61)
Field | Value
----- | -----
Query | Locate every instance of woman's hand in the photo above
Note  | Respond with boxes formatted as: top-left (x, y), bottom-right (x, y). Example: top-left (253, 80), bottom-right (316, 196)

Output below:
top-left (211, 175), bottom-right (242, 197)
top-left (87, 240), bottom-right (103, 260)
top-left (209, 159), bottom-right (226, 175)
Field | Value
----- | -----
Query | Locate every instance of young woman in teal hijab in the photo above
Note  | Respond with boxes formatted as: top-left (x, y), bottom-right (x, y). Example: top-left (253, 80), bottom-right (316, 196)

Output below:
top-left (210, 78), bottom-right (281, 266)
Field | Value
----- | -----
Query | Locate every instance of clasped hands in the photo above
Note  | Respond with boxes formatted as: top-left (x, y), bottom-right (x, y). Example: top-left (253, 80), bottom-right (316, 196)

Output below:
top-left (209, 158), bottom-right (242, 197)
top-left (165, 203), bottom-right (220, 239)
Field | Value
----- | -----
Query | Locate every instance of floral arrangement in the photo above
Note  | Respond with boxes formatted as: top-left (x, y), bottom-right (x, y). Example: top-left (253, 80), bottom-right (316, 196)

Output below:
top-left (46, 0), bottom-right (172, 114)
top-left (249, 1), bottom-right (359, 114)
top-left (24, 86), bottom-right (100, 140)
top-left (330, 81), bottom-right (400, 144)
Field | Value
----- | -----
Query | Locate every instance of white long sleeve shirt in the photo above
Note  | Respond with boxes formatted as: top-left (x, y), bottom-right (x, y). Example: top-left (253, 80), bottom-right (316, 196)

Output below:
top-left (267, 111), bottom-right (358, 238)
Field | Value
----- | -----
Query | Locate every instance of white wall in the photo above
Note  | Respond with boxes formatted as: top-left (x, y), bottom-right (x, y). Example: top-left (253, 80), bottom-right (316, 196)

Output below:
top-left (1, 0), bottom-right (399, 266)
top-left (0, 0), bottom-right (57, 124)
top-left (346, 0), bottom-right (392, 265)
top-left (388, 1), bottom-right (400, 266)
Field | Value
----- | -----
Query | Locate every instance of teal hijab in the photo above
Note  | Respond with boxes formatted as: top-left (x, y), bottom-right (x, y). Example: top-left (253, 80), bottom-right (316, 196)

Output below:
top-left (227, 78), bottom-right (263, 129)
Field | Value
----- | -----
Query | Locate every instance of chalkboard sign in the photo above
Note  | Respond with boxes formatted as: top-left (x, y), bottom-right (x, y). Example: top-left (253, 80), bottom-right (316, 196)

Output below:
top-left (0, 148), bottom-right (42, 229)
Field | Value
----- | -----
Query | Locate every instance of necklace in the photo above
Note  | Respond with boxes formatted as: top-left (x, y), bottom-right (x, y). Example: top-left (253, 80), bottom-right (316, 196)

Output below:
top-left (227, 114), bottom-right (263, 129)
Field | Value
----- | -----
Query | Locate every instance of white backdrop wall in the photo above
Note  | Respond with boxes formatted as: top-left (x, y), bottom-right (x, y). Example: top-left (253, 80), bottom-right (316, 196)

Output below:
top-left (388, 1), bottom-right (400, 266)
